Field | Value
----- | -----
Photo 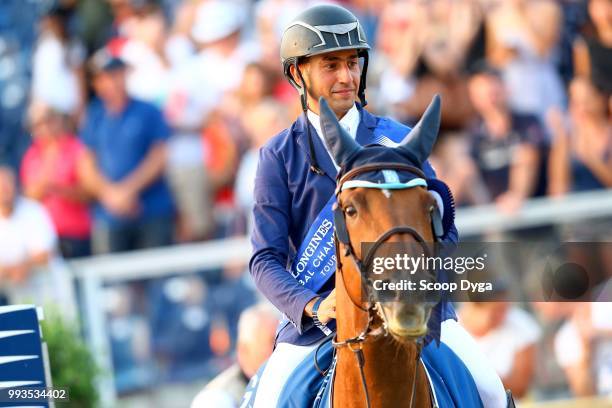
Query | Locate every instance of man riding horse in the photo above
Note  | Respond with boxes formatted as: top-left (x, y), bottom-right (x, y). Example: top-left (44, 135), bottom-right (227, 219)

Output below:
top-left (248, 4), bottom-right (508, 407)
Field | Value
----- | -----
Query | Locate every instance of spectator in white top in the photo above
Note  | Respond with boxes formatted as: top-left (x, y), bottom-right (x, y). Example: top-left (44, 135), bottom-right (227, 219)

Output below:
top-left (31, 6), bottom-right (86, 122)
top-left (0, 164), bottom-right (66, 309)
top-left (0, 165), bottom-right (56, 284)
top-left (164, 0), bottom-right (259, 241)
top-left (460, 299), bottom-right (542, 398)
top-left (120, 4), bottom-right (172, 106)
top-left (554, 302), bottom-right (612, 397)
top-left (164, 0), bottom-right (197, 68)
top-left (484, 0), bottom-right (565, 122)
top-left (166, 0), bottom-right (258, 130)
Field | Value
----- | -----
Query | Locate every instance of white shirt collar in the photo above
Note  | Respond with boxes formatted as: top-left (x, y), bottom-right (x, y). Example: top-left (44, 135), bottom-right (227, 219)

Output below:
top-left (307, 104), bottom-right (360, 169)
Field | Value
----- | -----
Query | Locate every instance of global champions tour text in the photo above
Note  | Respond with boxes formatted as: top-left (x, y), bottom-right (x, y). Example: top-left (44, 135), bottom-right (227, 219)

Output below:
top-left (292, 219), bottom-right (336, 286)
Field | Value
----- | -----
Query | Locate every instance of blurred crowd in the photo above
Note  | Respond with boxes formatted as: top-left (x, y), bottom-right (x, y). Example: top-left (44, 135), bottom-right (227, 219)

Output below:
top-left (0, 0), bottom-right (610, 403)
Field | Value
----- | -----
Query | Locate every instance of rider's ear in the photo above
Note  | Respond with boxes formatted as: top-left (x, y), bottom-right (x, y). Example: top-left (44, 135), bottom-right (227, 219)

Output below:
top-left (289, 64), bottom-right (300, 88)
top-left (290, 62), bottom-right (308, 89)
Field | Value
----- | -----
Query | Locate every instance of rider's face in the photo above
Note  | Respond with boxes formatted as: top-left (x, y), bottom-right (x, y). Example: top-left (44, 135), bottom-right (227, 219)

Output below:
top-left (296, 49), bottom-right (361, 119)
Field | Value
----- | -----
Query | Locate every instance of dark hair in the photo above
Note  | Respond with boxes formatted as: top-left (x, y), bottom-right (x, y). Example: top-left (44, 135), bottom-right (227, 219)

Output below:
top-left (88, 48), bottom-right (126, 75)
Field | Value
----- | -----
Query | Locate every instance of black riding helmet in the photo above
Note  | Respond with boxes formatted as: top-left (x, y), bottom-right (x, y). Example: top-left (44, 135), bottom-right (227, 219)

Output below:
top-left (281, 4), bottom-right (370, 107)
top-left (280, 4), bottom-right (371, 174)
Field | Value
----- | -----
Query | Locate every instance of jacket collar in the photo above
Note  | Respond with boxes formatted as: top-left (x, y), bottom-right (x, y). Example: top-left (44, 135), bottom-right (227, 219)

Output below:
top-left (294, 104), bottom-right (378, 181)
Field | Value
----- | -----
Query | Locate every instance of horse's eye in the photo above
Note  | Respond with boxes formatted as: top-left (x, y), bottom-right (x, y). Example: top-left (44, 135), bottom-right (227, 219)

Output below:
top-left (345, 206), bottom-right (357, 217)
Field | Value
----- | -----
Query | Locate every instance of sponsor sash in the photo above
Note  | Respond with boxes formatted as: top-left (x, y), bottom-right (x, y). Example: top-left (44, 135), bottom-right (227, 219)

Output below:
top-left (289, 195), bottom-right (337, 291)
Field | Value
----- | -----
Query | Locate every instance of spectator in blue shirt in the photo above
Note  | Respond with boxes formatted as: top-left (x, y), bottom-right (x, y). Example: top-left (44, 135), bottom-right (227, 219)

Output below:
top-left (79, 48), bottom-right (174, 253)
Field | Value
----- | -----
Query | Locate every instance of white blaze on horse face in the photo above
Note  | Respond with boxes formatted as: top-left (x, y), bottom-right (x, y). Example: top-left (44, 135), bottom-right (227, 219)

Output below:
top-left (382, 189), bottom-right (392, 199)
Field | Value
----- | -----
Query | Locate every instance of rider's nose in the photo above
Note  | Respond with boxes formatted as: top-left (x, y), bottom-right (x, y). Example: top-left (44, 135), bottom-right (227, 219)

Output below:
top-left (337, 64), bottom-right (352, 83)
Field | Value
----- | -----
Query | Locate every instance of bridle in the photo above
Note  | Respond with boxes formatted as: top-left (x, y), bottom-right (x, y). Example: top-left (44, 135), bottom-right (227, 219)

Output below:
top-left (333, 162), bottom-right (439, 315)
top-left (330, 162), bottom-right (438, 408)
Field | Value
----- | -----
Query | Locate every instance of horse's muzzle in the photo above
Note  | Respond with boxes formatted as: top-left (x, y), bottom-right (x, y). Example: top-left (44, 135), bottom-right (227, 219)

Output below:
top-left (381, 302), bottom-right (432, 340)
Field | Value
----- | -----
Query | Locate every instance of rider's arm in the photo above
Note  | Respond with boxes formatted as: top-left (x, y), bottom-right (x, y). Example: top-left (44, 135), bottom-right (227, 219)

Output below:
top-left (249, 143), bottom-right (319, 334)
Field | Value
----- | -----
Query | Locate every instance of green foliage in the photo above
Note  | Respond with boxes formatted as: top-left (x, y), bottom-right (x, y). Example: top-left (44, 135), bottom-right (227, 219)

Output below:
top-left (41, 311), bottom-right (100, 408)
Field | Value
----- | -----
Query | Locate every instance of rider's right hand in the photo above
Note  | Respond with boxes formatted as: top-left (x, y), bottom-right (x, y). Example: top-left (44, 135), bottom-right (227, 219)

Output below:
top-left (305, 289), bottom-right (336, 324)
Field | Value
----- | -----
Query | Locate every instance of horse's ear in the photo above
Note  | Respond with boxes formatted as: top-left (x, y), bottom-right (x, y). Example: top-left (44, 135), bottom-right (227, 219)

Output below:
top-left (319, 97), bottom-right (362, 167)
top-left (397, 94), bottom-right (441, 164)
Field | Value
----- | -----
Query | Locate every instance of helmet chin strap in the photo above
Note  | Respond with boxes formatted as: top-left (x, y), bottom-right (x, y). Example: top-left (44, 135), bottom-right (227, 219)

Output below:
top-left (357, 51), bottom-right (369, 107)
top-left (294, 61), bottom-right (325, 175)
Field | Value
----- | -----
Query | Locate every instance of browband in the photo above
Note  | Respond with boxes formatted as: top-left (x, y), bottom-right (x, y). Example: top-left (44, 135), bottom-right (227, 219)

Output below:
top-left (340, 178), bottom-right (427, 192)
top-left (335, 163), bottom-right (426, 196)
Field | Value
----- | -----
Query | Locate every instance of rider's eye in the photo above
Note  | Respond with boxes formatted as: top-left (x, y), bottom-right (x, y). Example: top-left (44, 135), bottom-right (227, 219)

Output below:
top-left (345, 206), bottom-right (357, 217)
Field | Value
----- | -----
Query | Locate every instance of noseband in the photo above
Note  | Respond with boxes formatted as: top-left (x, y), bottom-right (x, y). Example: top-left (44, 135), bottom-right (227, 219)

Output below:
top-left (330, 162), bottom-right (438, 408)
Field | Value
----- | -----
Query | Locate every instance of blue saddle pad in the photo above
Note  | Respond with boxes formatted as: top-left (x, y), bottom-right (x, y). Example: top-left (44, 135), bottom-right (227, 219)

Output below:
top-left (241, 337), bottom-right (482, 408)
top-left (421, 341), bottom-right (483, 407)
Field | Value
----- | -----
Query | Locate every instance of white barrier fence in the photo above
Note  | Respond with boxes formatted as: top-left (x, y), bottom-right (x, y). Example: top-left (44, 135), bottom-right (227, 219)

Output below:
top-left (455, 189), bottom-right (612, 236)
top-left (66, 189), bottom-right (612, 407)
top-left (69, 236), bottom-right (251, 407)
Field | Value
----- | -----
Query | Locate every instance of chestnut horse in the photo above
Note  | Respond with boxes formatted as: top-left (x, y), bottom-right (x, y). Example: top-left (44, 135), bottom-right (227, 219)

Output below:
top-left (319, 96), bottom-right (444, 408)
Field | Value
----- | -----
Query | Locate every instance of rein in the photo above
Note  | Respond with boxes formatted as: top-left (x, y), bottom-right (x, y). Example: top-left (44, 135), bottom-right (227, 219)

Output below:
top-left (331, 162), bottom-right (435, 408)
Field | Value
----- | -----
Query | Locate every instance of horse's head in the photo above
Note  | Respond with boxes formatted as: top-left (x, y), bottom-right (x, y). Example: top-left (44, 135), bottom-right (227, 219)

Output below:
top-left (320, 96), bottom-right (443, 342)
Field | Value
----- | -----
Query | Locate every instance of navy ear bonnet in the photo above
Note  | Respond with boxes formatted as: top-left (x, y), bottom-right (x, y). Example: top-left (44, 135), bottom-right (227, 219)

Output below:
top-left (337, 144), bottom-right (423, 177)
top-left (320, 94), bottom-right (455, 240)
